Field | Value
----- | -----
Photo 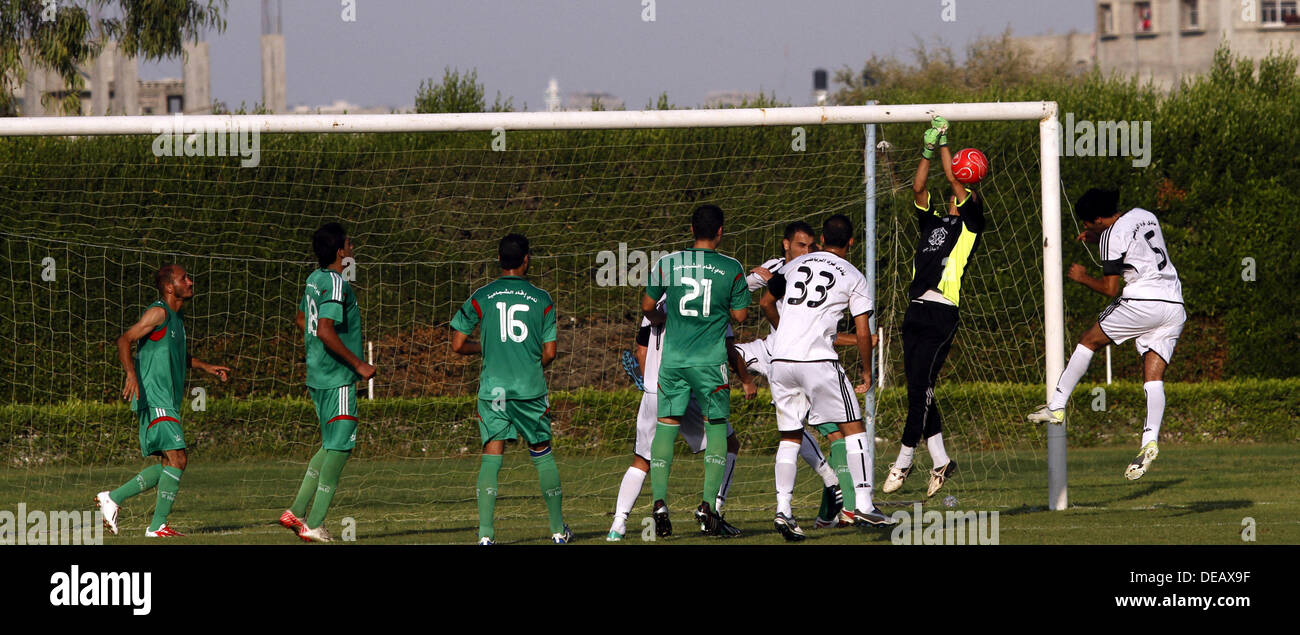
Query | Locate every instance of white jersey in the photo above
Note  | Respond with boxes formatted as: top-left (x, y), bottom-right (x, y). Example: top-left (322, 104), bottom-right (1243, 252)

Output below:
top-left (746, 256), bottom-right (788, 292)
top-left (1101, 208), bottom-right (1183, 303)
top-left (641, 299), bottom-right (733, 394)
top-left (766, 251), bottom-right (871, 362)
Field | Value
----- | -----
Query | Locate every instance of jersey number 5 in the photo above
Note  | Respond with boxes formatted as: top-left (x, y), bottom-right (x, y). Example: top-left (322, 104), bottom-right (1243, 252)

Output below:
top-left (1143, 230), bottom-right (1168, 271)
top-left (497, 302), bottom-right (530, 342)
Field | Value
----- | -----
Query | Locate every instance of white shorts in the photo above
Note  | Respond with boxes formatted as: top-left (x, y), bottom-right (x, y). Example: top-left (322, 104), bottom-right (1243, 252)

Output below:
top-left (634, 391), bottom-right (733, 460)
top-left (768, 360), bottom-right (862, 431)
top-left (1097, 298), bottom-right (1186, 363)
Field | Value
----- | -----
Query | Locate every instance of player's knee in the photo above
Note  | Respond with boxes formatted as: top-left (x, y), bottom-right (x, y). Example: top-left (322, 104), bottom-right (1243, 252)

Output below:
top-left (528, 442), bottom-right (552, 457)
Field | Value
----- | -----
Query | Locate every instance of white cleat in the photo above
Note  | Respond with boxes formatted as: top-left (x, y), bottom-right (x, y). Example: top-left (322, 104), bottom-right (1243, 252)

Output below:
top-left (94, 491), bottom-right (119, 535)
top-left (1027, 404), bottom-right (1065, 424)
top-left (927, 460), bottom-right (957, 498)
top-left (881, 464), bottom-right (913, 494)
top-left (144, 524), bottom-right (185, 537)
top-left (299, 524), bottom-right (333, 543)
top-left (477, 536), bottom-right (495, 545)
top-left (1124, 442), bottom-right (1159, 481)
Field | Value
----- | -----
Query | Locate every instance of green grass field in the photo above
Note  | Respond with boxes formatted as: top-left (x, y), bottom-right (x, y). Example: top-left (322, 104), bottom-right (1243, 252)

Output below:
top-left (2, 443), bottom-right (1295, 545)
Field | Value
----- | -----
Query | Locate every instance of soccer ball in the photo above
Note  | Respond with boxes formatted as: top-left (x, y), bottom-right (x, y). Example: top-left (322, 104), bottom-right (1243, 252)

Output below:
top-left (952, 148), bottom-right (989, 185)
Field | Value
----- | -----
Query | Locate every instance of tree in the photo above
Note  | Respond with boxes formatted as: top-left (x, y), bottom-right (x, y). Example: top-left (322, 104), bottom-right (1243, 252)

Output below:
top-left (1, 0), bottom-right (227, 115)
top-left (415, 67), bottom-right (516, 114)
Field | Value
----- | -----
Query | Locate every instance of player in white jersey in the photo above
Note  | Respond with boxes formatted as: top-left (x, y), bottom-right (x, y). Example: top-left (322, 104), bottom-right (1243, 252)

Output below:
top-left (761, 214), bottom-right (897, 537)
top-left (1029, 189), bottom-right (1186, 480)
top-left (606, 300), bottom-right (754, 540)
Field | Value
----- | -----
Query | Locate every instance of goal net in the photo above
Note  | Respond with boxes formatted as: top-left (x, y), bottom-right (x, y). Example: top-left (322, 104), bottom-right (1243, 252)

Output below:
top-left (0, 104), bottom-right (1064, 542)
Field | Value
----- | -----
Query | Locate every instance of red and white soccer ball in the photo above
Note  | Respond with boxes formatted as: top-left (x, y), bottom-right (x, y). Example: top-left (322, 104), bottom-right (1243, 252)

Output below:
top-left (952, 148), bottom-right (989, 185)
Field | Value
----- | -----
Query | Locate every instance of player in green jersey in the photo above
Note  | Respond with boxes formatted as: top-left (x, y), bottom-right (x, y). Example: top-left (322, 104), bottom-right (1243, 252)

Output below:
top-left (95, 264), bottom-right (231, 537)
top-left (642, 204), bottom-right (750, 536)
top-left (451, 233), bottom-right (570, 545)
top-left (280, 222), bottom-right (377, 543)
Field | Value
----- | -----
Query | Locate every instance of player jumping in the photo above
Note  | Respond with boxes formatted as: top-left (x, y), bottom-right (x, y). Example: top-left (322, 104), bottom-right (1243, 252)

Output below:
top-left (881, 116), bottom-right (988, 498)
top-left (282, 222), bottom-right (376, 542)
top-left (96, 264), bottom-right (231, 537)
top-left (452, 233), bottom-right (571, 544)
top-left (643, 204), bottom-right (750, 537)
top-left (1029, 188), bottom-right (1185, 480)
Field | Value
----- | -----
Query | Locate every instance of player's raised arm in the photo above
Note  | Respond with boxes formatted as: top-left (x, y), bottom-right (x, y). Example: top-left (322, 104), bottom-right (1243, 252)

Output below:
top-left (914, 117), bottom-right (945, 208)
top-left (116, 306), bottom-right (166, 401)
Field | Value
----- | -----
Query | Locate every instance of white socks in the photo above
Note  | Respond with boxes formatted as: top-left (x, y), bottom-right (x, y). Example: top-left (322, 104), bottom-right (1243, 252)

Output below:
top-left (927, 433), bottom-right (950, 468)
top-left (895, 444), bottom-right (915, 470)
top-left (845, 433), bottom-right (874, 512)
top-left (716, 451), bottom-right (737, 512)
top-left (775, 441), bottom-right (800, 516)
top-left (1142, 381), bottom-right (1164, 447)
top-left (799, 435), bottom-right (838, 487)
top-left (1049, 344), bottom-right (1095, 411)
top-left (612, 466), bottom-right (646, 534)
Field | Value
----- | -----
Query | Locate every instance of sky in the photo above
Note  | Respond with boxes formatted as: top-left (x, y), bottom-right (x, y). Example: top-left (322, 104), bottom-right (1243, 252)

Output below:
top-left (139, 0), bottom-right (1096, 111)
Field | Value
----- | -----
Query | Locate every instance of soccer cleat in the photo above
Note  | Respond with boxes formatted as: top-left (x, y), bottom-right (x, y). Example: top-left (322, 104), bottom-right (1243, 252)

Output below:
top-left (835, 509), bottom-right (855, 527)
top-left (298, 524), bottom-right (332, 543)
top-left (606, 529), bottom-right (624, 542)
top-left (477, 536), bottom-right (495, 546)
top-left (714, 513), bottom-right (743, 538)
top-left (881, 463), bottom-right (913, 494)
top-left (853, 507), bottom-right (898, 528)
top-left (694, 502), bottom-right (722, 536)
top-left (652, 500), bottom-right (672, 537)
top-left (1027, 404), bottom-right (1065, 424)
top-left (927, 460), bottom-right (957, 498)
top-left (773, 512), bottom-right (806, 542)
top-left (1124, 442), bottom-right (1159, 481)
top-left (814, 484), bottom-right (845, 528)
top-left (621, 350), bottom-right (645, 391)
top-left (144, 524), bottom-right (185, 538)
top-left (94, 491), bottom-right (119, 535)
top-left (551, 525), bottom-right (574, 544)
top-left (278, 509), bottom-right (304, 533)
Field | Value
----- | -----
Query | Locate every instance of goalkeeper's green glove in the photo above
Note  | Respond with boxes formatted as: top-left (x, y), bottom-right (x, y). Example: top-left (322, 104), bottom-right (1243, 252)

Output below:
top-left (932, 116), bottom-right (950, 147)
top-left (922, 127), bottom-right (939, 159)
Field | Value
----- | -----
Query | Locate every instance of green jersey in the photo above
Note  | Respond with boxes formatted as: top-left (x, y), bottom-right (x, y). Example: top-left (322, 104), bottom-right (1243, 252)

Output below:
top-left (645, 247), bottom-right (748, 368)
top-left (451, 276), bottom-right (557, 401)
top-left (135, 300), bottom-right (187, 411)
top-left (301, 268), bottom-right (364, 390)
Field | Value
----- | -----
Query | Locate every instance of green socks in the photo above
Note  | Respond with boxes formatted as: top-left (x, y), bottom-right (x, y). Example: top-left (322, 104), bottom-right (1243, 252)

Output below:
top-left (290, 448), bottom-right (328, 518)
top-left (476, 453), bottom-right (503, 539)
top-left (110, 464), bottom-right (163, 505)
top-left (305, 449), bottom-right (350, 529)
top-left (530, 447), bottom-right (564, 533)
top-left (701, 420), bottom-right (728, 511)
top-left (650, 422), bottom-right (679, 502)
top-left (147, 466), bottom-right (183, 531)
top-left (830, 439), bottom-right (856, 512)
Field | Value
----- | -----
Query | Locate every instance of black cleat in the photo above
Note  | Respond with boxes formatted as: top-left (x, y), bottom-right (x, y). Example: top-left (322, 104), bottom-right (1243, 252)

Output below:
top-left (773, 512), bottom-right (806, 542)
top-left (714, 513), bottom-right (743, 538)
top-left (653, 499), bottom-right (673, 537)
top-left (695, 502), bottom-right (721, 536)
top-left (853, 506), bottom-right (899, 528)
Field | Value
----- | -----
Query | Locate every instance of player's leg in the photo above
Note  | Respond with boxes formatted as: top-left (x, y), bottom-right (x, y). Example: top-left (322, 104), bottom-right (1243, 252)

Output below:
top-left (825, 428), bottom-right (858, 525)
top-left (1126, 305), bottom-right (1182, 480)
top-left (887, 304), bottom-right (929, 492)
top-left (610, 393), bottom-right (657, 540)
top-left (773, 429), bottom-right (805, 541)
top-left (817, 362), bottom-right (894, 527)
top-left (99, 405), bottom-right (171, 535)
top-left (694, 365), bottom-right (732, 524)
top-left (922, 307), bottom-right (959, 497)
top-left (679, 398), bottom-right (740, 536)
top-left (283, 447), bottom-right (327, 531)
top-left (516, 396), bottom-right (569, 543)
top-left (146, 448), bottom-right (186, 537)
top-left (1032, 313), bottom-right (1114, 422)
top-left (477, 438), bottom-right (506, 545)
top-left (717, 432), bottom-right (739, 513)
top-left (301, 385), bottom-right (357, 541)
top-left (650, 367), bottom-right (691, 535)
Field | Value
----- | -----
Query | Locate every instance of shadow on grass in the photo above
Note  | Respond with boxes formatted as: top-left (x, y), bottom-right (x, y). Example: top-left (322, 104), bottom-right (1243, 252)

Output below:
top-left (1112, 478), bottom-right (1187, 503)
top-left (1165, 500), bottom-right (1252, 517)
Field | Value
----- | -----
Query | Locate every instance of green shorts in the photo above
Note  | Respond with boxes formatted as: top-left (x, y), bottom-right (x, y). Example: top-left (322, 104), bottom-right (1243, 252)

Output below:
top-left (311, 385), bottom-right (358, 451)
top-left (477, 395), bottom-right (552, 446)
top-left (137, 404), bottom-right (186, 458)
top-left (813, 422), bottom-right (839, 437)
top-left (656, 364), bottom-right (730, 421)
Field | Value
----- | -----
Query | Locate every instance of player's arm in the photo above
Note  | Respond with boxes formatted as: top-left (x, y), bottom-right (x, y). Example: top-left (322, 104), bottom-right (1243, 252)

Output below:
top-left (1076, 229), bottom-right (1102, 244)
top-left (914, 120), bottom-right (945, 207)
top-left (1068, 264), bottom-right (1121, 298)
top-left (852, 311), bottom-right (874, 394)
top-left (189, 355), bottom-right (231, 382)
top-left (641, 294), bottom-right (666, 326)
top-left (295, 310), bottom-right (306, 331)
top-left (939, 144), bottom-right (971, 205)
top-left (116, 306), bottom-right (165, 401)
top-left (541, 341), bottom-right (557, 368)
top-left (450, 329), bottom-right (480, 356)
top-left (726, 335), bottom-right (757, 400)
top-left (834, 331), bottom-right (879, 347)
top-left (759, 291), bottom-right (780, 328)
top-left (540, 300), bottom-right (558, 368)
top-left (318, 317), bottom-right (376, 380)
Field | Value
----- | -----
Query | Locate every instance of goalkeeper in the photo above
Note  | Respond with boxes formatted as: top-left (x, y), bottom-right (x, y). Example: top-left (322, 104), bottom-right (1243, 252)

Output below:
top-left (881, 117), bottom-right (987, 499)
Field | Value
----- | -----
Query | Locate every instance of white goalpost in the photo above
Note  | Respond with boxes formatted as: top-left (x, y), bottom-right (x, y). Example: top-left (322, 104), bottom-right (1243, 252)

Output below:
top-left (0, 101), bottom-right (1068, 529)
